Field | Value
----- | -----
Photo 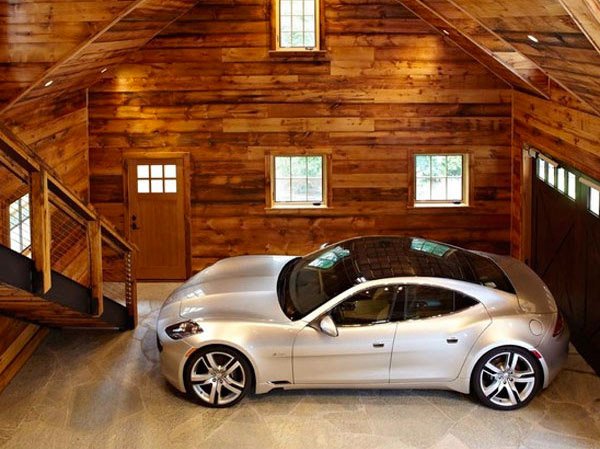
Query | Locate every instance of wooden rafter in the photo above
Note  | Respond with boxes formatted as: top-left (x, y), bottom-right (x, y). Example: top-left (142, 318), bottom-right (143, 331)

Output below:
top-left (443, 0), bottom-right (600, 115)
top-left (398, 0), bottom-right (550, 98)
top-left (0, 0), bottom-right (200, 116)
top-left (559, 0), bottom-right (600, 54)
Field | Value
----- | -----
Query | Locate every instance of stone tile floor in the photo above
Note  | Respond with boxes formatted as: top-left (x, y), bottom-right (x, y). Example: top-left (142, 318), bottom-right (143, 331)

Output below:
top-left (0, 283), bottom-right (598, 449)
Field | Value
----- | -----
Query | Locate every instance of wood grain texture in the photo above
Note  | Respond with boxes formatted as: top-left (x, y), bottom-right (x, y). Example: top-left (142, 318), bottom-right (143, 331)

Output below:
top-left (0, 0), bottom-right (135, 109)
top-left (89, 0), bottom-right (513, 271)
top-left (0, 0), bottom-right (201, 117)
top-left (444, 0), bottom-right (600, 114)
top-left (511, 84), bottom-right (600, 259)
top-left (398, 0), bottom-right (550, 98)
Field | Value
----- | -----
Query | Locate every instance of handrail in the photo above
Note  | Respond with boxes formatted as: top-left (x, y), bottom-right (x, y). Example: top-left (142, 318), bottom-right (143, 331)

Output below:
top-left (0, 120), bottom-right (137, 327)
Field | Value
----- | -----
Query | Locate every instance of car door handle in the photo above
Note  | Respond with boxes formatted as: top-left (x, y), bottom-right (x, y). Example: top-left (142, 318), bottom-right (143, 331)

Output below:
top-left (372, 342), bottom-right (385, 348)
top-left (446, 337), bottom-right (459, 344)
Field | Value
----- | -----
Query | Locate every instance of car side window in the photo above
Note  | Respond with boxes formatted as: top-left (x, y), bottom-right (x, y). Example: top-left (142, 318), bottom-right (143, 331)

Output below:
top-left (391, 285), bottom-right (478, 321)
top-left (331, 286), bottom-right (398, 326)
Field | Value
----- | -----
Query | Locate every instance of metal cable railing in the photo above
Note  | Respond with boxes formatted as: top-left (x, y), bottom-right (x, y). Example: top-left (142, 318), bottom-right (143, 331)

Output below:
top-left (48, 198), bottom-right (91, 287)
top-left (0, 124), bottom-right (138, 327)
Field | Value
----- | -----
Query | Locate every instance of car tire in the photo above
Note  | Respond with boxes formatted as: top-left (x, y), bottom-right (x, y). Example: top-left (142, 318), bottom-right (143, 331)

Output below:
top-left (184, 346), bottom-right (253, 408)
top-left (472, 345), bottom-right (543, 410)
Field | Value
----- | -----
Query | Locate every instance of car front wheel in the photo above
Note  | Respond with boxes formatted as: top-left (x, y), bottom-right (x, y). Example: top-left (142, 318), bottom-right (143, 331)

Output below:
top-left (184, 346), bottom-right (252, 408)
top-left (472, 346), bottom-right (543, 410)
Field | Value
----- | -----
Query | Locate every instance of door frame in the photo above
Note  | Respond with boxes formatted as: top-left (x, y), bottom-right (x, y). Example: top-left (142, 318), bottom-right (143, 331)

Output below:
top-left (123, 152), bottom-right (192, 280)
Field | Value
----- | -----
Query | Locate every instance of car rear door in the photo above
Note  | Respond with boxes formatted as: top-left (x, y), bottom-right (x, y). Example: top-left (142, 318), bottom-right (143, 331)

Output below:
top-left (390, 284), bottom-right (491, 383)
top-left (293, 285), bottom-right (399, 384)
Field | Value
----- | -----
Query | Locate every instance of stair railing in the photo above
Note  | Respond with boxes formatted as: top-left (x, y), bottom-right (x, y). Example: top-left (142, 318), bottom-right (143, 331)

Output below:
top-left (0, 124), bottom-right (137, 327)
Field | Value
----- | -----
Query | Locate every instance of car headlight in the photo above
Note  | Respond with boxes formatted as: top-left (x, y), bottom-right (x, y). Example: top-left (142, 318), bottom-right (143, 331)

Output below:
top-left (165, 320), bottom-right (203, 340)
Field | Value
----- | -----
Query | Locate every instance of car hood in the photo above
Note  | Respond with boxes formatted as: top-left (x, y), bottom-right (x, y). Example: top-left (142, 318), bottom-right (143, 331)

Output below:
top-left (167, 255), bottom-right (298, 323)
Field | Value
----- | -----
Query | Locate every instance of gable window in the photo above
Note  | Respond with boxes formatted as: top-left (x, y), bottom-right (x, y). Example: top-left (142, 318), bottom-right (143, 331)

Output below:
top-left (274, 0), bottom-right (320, 51)
top-left (269, 155), bottom-right (327, 208)
top-left (414, 154), bottom-right (468, 206)
top-left (9, 193), bottom-right (31, 254)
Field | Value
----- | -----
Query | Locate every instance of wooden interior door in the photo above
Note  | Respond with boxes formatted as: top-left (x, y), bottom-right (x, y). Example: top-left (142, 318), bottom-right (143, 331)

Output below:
top-left (126, 157), bottom-right (188, 280)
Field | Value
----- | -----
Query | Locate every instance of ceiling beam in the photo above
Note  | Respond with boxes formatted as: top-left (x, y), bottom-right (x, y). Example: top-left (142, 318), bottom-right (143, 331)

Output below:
top-left (559, 0), bottom-right (600, 54)
top-left (0, 0), bottom-right (200, 116)
top-left (398, 0), bottom-right (550, 98)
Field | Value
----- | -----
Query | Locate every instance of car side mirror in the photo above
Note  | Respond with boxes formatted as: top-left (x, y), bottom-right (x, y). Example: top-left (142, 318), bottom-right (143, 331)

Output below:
top-left (319, 315), bottom-right (338, 337)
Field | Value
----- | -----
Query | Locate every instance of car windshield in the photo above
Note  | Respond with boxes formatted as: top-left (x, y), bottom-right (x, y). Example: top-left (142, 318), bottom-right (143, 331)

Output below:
top-left (277, 236), bottom-right (515, 320)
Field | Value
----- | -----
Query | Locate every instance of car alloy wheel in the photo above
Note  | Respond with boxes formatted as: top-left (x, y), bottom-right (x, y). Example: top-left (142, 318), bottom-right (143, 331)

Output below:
top-left (185, 347), bottom-right (251, 407)
top-left (473, 346), bottom-right (542, 410)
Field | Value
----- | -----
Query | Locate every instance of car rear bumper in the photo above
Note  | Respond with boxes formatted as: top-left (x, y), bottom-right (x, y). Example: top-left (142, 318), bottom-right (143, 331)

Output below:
top-left (537, 324), bottom-right (569, 388)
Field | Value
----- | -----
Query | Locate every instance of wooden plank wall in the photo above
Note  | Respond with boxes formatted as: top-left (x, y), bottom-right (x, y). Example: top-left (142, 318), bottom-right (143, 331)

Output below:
top-left (511, 83), bottom-right (600, 259)
top-left (89, 0), bottom-right (513, 271)
top-left (1, 90), bottom-right (90, 201)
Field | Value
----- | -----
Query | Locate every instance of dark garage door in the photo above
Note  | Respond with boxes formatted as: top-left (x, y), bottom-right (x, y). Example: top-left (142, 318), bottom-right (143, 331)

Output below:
top-left (531, 153), bottom-right (600, 374)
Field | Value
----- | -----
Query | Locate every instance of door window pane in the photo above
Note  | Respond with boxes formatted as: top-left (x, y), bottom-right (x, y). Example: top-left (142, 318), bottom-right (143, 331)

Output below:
top-left (137, 165), bottom-right (149, 179)
top-left (164, 179), bottom-right (177, 193)
top-left (331, 286), bottom-right (397, 325)
top-left (137, 179), bottom-right (150, 193)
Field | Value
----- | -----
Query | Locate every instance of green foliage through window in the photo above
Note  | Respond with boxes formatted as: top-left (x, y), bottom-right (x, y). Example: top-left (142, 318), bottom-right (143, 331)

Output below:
top-left (415, 154), bottom-right (464, 203)
top-left (274, 155), bottom-right (324, 205)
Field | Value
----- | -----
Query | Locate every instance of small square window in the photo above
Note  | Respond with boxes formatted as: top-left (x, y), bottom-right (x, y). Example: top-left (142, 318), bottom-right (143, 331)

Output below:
top-left (414, 154), bottom-right (467, 207)
top-left (137, 165), bottom-right (149, 179)
top-left (150, 165), bottom-right (163, 178)
top-left (137, 179), bottom-right (150, 193)
top-left (164, 164), bottom-right (177, 179)
top-left (151, 179), bottom-right (164, 193)
top-left (271, 155), bottom-right (326, 207)
top-left (164, 179), bottom-right (177, 193)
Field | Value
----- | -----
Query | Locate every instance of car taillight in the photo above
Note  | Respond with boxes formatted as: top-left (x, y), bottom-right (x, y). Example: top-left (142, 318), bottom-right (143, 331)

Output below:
top-left (552, 312), bottom-right (565, 337)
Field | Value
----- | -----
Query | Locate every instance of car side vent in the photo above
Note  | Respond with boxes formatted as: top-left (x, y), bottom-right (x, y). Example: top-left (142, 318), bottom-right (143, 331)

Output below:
top-left (269, 380), bottom-right (291, 385)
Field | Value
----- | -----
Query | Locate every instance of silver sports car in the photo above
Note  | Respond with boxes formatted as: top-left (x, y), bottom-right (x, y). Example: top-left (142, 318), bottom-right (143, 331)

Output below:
top-left (157, 236), bottom-right (568, 410)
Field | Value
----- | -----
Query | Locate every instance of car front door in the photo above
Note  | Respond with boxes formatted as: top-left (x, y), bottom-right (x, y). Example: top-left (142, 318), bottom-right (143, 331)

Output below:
top-left (292, 285), bottom-right (400, 384)
top-left (390, 284), bottom-right (491, 383)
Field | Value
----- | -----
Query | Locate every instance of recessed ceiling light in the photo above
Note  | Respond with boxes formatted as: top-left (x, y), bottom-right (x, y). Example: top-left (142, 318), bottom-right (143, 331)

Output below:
top-left (442, 29), bottom-right (450, 35)
top-left (527, 34), bottom-right (539, 43)
top-left (44, 80), bottom-right (53, 87)
top-left (100, 67), bottom-right (108, 73)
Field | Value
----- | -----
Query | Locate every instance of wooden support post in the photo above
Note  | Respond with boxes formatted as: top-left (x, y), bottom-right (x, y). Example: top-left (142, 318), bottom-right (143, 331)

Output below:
top-left (125, 251), bottom-right (138, 329)
top-left (87, 220), bottom-right (103, 317)
top-left (30, 170), bottom-right (51, 294)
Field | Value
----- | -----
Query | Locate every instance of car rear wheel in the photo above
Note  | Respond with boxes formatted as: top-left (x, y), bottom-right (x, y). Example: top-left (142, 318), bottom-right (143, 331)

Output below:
top-left (472, 346), bottom-right (542, 410)
top-left (184, 346), bottom-right (252, 408)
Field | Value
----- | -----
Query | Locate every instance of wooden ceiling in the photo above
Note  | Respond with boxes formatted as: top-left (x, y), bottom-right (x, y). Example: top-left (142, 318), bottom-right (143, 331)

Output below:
top-left (409, 0), bottom-right (600, 113)
top-left (1, 0), bottom-right (600, 116)
top-left (0, 0), bottom-right (199, 117)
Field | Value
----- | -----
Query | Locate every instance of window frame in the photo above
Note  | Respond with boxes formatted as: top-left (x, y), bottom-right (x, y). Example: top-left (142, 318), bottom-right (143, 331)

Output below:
top-left (266, 151), bottom-right (331, 210)
top-left (394, 284), bottom-right (480, 322)
top-left (331, 285), bottom-right (400, 327)
top-left (8, 193), bottom-right (31, 254)
top-left (409, 151), bottom-right (471, 208)
top-left (271, 0), bottom-right (324, 53)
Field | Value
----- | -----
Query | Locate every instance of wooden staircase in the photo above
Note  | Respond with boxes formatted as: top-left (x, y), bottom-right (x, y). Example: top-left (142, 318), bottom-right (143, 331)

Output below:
top-left (0, 125), bottom-right (138, 330)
